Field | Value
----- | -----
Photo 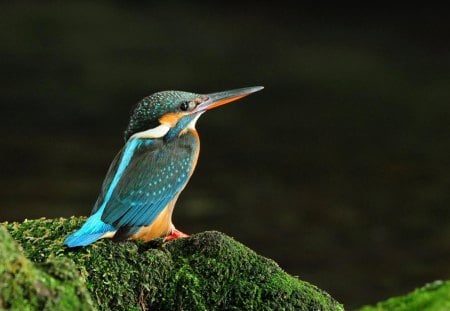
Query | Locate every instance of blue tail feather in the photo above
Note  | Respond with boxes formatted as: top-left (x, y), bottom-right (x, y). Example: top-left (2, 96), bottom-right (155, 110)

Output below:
top-left (65, 232), bottom-right (108, 247)
top-left (64, 211), bottom-right (116, 247)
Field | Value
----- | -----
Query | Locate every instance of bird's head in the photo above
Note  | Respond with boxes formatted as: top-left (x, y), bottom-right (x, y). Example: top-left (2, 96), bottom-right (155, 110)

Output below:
top-left (124, 86), bottom-right (263, 141)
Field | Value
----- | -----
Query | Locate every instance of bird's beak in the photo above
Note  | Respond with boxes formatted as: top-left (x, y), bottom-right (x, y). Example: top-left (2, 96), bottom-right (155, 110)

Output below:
top-left (195, 86), bottom-right (264, 113)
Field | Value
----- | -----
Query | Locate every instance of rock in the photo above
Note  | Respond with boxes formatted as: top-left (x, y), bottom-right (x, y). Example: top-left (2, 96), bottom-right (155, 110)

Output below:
top-left (2, 217), bottom-right (343, 310)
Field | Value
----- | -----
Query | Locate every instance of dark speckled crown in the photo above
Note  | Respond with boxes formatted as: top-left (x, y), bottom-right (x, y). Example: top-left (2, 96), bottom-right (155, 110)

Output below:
top-left (124, 90), bottom-right (199, 141)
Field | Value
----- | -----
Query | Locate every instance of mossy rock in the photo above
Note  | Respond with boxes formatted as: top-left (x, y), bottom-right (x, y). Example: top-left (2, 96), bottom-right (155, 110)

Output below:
top-left (1, 217), bottom-right (343, 310)
top-left (0, 225), bottom-right (94, 310)
top-left (359, 280), bottom-right (450, 311)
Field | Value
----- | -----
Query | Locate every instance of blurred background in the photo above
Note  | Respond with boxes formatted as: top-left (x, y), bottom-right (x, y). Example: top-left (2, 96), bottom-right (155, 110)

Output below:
top-left (1, 2), bottom-right (449, 308)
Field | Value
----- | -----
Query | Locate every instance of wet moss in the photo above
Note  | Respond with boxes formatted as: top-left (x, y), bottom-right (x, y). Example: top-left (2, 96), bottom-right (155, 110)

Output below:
top-left (3, 217), bottom-right (344, 310)
top-left (359, 280), bottom-right (450, 311)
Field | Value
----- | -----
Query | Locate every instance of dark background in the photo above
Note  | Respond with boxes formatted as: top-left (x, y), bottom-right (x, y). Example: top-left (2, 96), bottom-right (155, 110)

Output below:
top-left (1, 2), bottom-right (449, 309)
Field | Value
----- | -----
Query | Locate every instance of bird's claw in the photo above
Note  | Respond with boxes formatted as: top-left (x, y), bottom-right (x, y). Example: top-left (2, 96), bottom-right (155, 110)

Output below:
top-left (164, 226), bottom-right (189, 242)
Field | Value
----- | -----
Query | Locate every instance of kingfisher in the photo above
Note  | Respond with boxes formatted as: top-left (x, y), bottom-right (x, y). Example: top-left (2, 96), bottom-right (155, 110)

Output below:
top-left (64, 86), bottom-right (263, 247)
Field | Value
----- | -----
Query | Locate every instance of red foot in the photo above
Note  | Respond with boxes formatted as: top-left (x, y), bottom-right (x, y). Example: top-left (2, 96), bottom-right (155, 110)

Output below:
top-left (163, 226), bottom-right (190, 242)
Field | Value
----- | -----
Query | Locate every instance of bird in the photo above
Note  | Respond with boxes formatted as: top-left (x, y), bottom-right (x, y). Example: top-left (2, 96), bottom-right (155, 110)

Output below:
top-left (64, 86), bottom-right (263, 247)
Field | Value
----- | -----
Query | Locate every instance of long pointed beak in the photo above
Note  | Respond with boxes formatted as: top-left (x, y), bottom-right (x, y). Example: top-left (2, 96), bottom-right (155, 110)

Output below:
top-left (195, 86), bottom-right (264, 112)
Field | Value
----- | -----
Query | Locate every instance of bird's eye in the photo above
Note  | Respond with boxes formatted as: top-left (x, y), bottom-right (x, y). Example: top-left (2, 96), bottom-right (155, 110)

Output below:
top-left (179, 101), bottom-right (196, 111)
top-left (180, 101), bottom-right (189, 111)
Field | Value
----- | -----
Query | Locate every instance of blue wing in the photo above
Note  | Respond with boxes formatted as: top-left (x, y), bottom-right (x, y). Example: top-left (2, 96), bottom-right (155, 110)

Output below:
top-left (65, 132), bottom-right (199, 247)
top-left (101, 135), bottom-right (197, 229)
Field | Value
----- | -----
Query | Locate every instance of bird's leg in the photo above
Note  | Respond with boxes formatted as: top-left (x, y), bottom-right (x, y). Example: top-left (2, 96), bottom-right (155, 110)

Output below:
top-left (163, 224), bottom-right (190, 242)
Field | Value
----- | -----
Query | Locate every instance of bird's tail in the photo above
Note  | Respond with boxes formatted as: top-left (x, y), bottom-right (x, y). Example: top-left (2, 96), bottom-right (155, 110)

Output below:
top-left (64, 212), bottom-right (116, 247)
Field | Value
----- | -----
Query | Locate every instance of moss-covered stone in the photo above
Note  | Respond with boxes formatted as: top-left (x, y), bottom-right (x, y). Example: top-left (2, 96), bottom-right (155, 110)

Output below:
top-left (359, 280), bottom-right (450, 311)
top-left (2, 217), bottom-right (343, 310)
top-left (0, 225), bottom-right (94, 311)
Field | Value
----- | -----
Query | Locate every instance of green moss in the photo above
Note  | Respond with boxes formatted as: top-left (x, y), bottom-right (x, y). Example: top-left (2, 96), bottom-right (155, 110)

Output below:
top-left (359, 280), bottom-right (450, 311)
top-left (3, 217), bottom-right (343, 310)
top-left (0, 224), bottom-right (94, 310)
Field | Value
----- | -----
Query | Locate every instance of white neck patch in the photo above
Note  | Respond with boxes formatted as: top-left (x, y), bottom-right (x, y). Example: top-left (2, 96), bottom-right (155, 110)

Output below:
top-left (187, 112), bottom-right (203, 130)
top-left (131, 123), bottom-right (171, 139)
